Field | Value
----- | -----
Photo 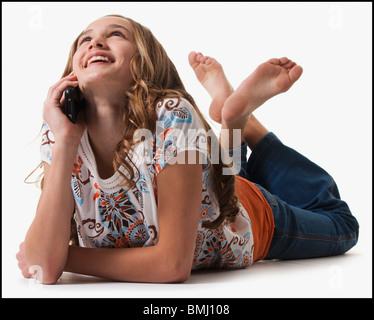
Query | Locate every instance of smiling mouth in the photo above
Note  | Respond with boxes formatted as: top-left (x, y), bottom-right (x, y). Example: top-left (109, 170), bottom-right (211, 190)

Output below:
top-left (86, 56), bottom-right (114, 67)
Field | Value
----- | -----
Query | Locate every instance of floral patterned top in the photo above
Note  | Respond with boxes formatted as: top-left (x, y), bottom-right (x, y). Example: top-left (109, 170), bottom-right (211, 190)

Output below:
top-left (40, 97), bottom-right (254, 270)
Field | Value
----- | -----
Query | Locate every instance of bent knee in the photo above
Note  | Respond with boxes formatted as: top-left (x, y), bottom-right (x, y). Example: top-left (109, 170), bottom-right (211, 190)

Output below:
top-left (337, 212), bottom-right (359, 254)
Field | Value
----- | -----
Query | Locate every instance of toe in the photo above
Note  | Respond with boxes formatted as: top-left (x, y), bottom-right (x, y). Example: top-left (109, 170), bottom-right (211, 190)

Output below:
top-left (289, 65), bottom-right (303, 83)
top-left (279, 57), bottom-right (290, 65)
top-left (201, 56), bottom-right (208, 64)
top-left (283, 60), bottom-right (296, 69)
top-left (196, 52), bottom-right (204, 61)
top-left (188, 51), bottom-right (199, 68)
top-left (268, 58), bottom-right (281, 65)
top-left (205, 57), bottom-right (215, 66)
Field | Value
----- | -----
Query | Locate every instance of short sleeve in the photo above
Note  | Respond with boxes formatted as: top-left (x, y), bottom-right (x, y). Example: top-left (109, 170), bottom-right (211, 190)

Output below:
top-left (40, 122), bottom-right (55, 165)
top-left (152, 97), bottom-right (209, 174)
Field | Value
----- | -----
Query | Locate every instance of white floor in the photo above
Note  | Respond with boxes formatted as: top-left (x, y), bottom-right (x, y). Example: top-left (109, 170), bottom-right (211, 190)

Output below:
top-left (3, 247), bottom-right (371, 299)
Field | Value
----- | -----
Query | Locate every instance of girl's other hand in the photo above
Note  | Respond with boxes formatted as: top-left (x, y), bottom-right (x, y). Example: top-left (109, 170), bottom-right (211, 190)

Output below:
top-left (42, 72), bottom-right (86, 147)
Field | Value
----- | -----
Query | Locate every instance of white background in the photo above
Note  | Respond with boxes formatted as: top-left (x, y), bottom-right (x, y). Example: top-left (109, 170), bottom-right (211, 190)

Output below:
top-left (2, 2), bottom-right (372, 298)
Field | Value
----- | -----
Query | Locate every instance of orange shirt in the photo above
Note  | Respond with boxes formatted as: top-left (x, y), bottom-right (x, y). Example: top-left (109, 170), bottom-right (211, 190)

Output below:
top-left (235, 176), bottom-right (275, 262)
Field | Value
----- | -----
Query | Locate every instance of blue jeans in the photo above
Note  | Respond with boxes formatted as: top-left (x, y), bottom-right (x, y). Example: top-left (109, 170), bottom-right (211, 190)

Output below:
top-left (236, 132), bottom-right (359, 260)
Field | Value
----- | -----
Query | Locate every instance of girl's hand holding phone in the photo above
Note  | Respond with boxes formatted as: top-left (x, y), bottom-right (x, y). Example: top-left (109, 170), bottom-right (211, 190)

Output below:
top-left (42, 72), bottom-right (86, 148)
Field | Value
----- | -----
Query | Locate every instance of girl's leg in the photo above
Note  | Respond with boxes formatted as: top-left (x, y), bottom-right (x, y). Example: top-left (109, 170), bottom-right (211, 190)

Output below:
top-left (232, 114), bottom-right (269, 178)
top-left (189, 52), bottom-right (359, 259)
top-left (232, 124), bottom-right (359, 259)
top-left (235, 111), bottom-right (359, 259)
top-left (244, 131), bottom-right (359, 259)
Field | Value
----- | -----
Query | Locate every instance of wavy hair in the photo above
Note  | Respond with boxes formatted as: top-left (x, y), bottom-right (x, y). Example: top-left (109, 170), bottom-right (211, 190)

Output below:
top-left (38, 15), bottom-right (240, 243)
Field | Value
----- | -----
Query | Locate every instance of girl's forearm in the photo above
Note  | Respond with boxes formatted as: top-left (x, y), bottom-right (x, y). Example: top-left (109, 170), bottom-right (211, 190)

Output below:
top-left (64, 244), bottom-right (191, 283)
top-left (24, 142), bottom-right (78, 284)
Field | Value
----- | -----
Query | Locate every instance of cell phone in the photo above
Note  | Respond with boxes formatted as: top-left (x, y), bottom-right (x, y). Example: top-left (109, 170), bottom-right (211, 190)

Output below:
top-left (63, 86), bottom-right (85, 123)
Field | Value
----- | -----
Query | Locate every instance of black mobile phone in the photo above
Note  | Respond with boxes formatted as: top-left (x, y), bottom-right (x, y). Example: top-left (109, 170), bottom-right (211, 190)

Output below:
top-left (63, 86), bottom-right (85, 123)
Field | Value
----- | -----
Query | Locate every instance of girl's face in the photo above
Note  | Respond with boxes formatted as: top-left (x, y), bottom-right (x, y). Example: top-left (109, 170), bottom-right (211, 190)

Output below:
top-left (72, 16), bottom-right (137, 93)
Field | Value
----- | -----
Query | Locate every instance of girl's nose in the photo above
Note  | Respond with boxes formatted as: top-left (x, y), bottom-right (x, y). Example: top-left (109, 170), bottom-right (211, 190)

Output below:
top-left (89, 37), bottom-right (106, 49)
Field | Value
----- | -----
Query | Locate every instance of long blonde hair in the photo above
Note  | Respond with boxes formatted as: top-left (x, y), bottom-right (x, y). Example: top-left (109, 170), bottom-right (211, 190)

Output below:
top-left (41, 15), bottom-right (240, 239)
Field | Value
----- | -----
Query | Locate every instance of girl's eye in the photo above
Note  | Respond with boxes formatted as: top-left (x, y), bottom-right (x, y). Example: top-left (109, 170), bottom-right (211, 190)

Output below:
top-left (79, 37), bottom-right (91, 46)
top-left (110, 31), bottom-right (125, 38)
top-left (77, 30), bottom-right (126, 46)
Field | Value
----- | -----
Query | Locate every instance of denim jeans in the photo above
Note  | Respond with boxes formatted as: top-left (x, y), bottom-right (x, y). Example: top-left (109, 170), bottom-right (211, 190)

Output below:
top-left (235, 132), bottom-right (359, 260)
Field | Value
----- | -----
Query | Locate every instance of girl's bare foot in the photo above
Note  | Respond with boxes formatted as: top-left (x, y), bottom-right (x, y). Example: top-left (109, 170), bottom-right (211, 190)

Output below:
top-left (188, 51), bottom-right (233, 123)
top-left (222, 57), bottom-right (303, 125)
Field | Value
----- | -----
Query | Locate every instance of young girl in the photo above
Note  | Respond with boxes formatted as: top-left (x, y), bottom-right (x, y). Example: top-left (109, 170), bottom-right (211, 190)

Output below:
top-left (16, 14), bottom-right (359, 284)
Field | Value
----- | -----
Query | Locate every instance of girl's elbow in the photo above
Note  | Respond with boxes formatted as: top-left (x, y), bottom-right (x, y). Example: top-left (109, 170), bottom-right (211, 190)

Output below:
top-left (40, 274), bottom-right (60, 285)
top-left (29, 264), bottom-right (62, 285)
top-left (168, 268), bottom-right (191, 283)
top-left (164, 259), bottom-right (192, 283)
top-left (39, 261), bottom-right (64, 284)
top-left (23, 247), bottom-right (63, 284)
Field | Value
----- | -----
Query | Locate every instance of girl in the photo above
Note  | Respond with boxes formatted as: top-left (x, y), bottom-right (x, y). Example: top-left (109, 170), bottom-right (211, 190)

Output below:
top-left (16, 15), bottom-right (359, 284)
